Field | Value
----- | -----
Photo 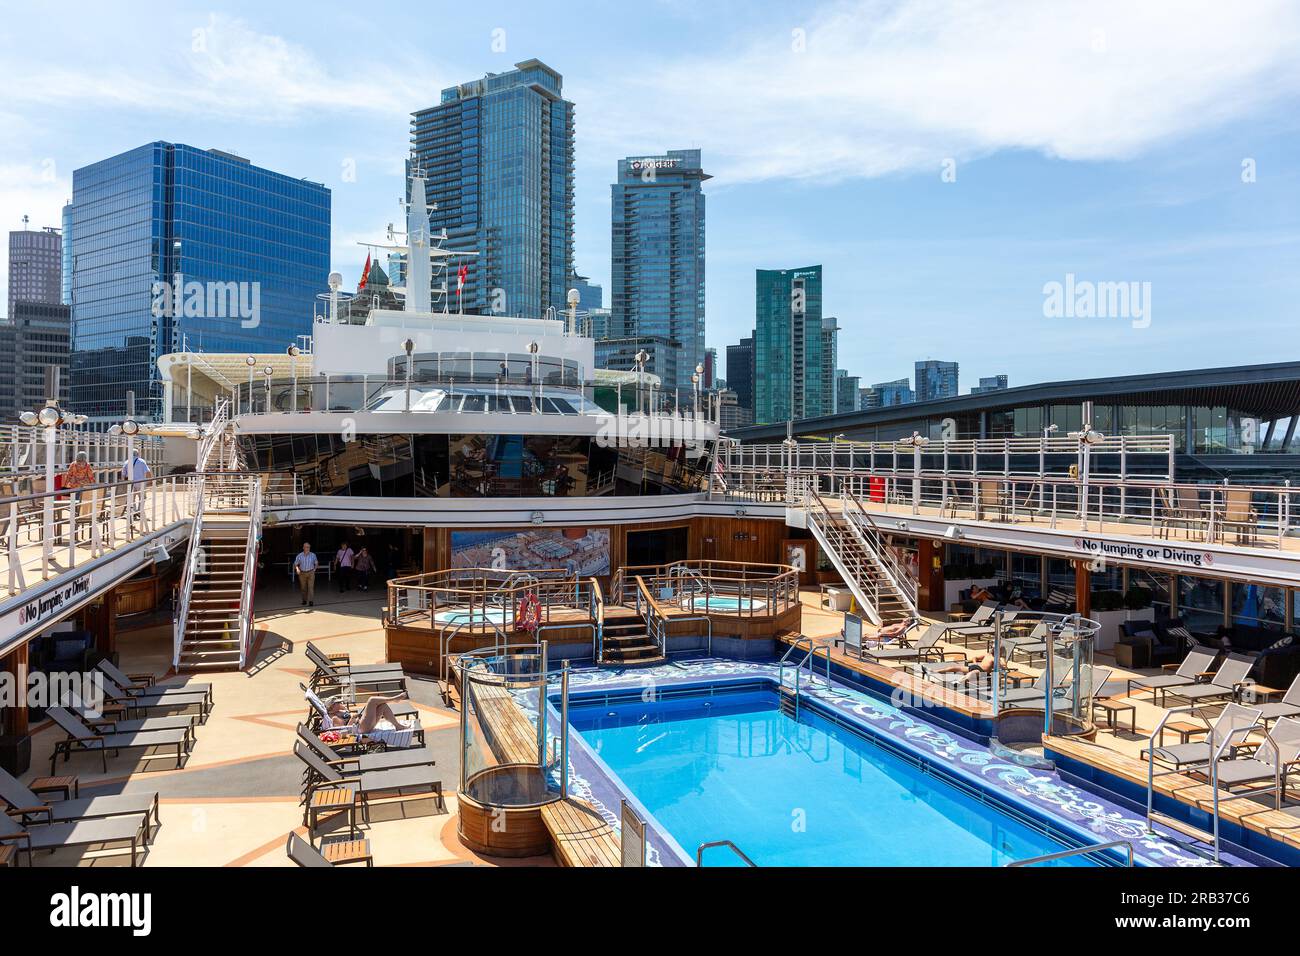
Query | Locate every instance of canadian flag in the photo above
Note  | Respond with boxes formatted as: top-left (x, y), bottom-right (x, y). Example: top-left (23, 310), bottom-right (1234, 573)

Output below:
top-left (457, 263), bottom-right (468, 305)
top-left (358, 252), bottom-right (372, 292)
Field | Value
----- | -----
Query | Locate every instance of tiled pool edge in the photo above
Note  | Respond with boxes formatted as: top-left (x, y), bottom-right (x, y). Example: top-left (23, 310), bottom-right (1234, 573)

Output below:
top-left (554, 658), bottom-right (1230, 868)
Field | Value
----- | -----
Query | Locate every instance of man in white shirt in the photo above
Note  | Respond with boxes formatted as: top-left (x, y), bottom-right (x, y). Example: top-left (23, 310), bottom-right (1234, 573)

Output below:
top-left (293, 542), bottom-right (319, 607)
top-left (121, 451), bottom-right (152, 519)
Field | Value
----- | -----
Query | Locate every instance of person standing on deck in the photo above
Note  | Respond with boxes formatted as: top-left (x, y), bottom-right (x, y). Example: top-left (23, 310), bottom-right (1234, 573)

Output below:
top-left (354, 547), bottom-right (376, 592)
top-left (334, 541), bottom-right (355, 593)
top-left (121, 449), bottom-right (151, 518)
top-left (294, 542), bottom-right (318, 607)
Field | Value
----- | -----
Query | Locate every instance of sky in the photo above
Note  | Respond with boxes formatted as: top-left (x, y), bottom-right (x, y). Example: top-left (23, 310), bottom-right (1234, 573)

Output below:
top-left (2, 0), bottom-right (1298, 392)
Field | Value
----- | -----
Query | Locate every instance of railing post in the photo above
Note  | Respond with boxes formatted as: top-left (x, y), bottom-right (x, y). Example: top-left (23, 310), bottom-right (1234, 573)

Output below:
top-left (560, 661), bottom-right (570, 798)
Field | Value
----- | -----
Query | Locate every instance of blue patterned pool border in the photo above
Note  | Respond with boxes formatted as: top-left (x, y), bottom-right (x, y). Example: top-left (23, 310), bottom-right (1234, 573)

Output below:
top-left (546, 657), bottom-right (1231, 868)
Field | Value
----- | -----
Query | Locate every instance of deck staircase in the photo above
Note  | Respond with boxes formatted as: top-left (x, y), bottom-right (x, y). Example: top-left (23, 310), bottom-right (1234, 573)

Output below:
top-left (600, 616), bottom-right (663, 664)
top-left (805, 486), bottom-right (918, 628)
top-left (174, 404), bottom-right (262, 672)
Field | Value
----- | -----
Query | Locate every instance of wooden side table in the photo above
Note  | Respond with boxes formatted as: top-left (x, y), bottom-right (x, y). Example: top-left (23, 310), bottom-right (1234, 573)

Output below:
top-left (1004, 670), bottom-right (1033, 688)
top-left (306, 784), bottom-right (358, 837)
top-left (321, 836), bottom-right (373, 867)
top-left (30, 775), bottom-right (79, 800)
top-left (1160, 721), bottom-right (1210, 747)
top-left (1093, 697), bottom-right (1136, 734)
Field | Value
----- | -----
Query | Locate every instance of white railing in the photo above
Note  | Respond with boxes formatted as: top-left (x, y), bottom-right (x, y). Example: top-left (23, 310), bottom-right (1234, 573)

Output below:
top-left (0, 426), bottom-right (166, 492)
top-left (237, 475), bottom-right (262, 670)
top-left (723, 434), bottom-right (1175, 483)
top-left (804, 485), bottom-right (885, 626)
top-left (3, 475), bottom-right (201, 595)
top-left (172, 489), bottom-right (206, 670)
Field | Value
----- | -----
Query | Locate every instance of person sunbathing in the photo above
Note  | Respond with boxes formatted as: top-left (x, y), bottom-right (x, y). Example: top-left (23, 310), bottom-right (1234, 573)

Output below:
top-left (929, 652), bottom-right (997, 684)
top-left (323, 692), bottom-right (410, 734)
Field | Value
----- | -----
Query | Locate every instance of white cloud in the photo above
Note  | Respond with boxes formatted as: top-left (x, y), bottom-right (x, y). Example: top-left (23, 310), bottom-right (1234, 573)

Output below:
top-left (574, 0), bottom-right (1300, 184)
top-left (6, 13), bottom-right (433, 122)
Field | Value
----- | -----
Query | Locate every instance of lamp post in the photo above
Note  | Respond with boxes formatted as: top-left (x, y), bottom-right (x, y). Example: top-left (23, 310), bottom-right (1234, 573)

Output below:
top-left (263, 366), bottom-right (274, 414)
top-left (694, 363), bottom-right (704, 420)
top-left (287, 345), bottom-right (301, 413)
top-left (1072, 422), bottom-right (1105, 530)
top-left (634, 349), bottom-right (648, 416)
top-left (403, 338), bottom-right (415, 412)
top-left (900, 431), bottom-right (930, 513)
top-left (244, 356), bottom-right (256, 416)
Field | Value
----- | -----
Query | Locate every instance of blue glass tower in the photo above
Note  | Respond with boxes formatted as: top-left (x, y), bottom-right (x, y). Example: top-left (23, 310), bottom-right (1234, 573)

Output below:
top-left (915, 360), bottom-right (959, 402)
top-left (754, 265), bottom-right (826, 424)
top-left (66, 143), bottom-right (330, 421)
top-left (411, 60), bottom-right (575, 319)
top-left (610, 149), bottom-right (708, 397)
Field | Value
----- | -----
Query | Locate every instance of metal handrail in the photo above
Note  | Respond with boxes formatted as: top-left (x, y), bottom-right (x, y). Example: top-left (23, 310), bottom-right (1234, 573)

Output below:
top-left (172, 486), bottom-right (206, 670)
top-left (237, 475), bottom-right (262, 670)
top-left (1005, 839), bottom-right (1134, 867)
top-left (696, 840), bottom-right (757, 867)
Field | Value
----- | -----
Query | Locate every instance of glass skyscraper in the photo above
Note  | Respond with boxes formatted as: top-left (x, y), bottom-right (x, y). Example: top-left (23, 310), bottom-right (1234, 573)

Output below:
top-left (915, 359), bottom-right (959, 402)
top-left (66, 142), bottom-right (330, 421)
top-left (610, 149), bottom-right (708, 397)
top-left (411, 59), bottom-right (574, 320)
top-left (754, 265), bottom-right (828, 424)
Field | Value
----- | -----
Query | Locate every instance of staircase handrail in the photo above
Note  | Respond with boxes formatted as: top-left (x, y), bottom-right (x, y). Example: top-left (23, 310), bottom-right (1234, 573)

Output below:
top-left (839, 488), bottom-right (920, 616)
top-left (173, 478), bottom-right (207, 670)
top-left (805, 491), bottom-right (883, 624)
top-left (237, 476), bottom-right (263, 670)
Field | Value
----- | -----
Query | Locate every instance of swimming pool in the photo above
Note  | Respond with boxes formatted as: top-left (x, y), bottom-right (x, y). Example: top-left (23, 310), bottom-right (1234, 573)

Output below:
top-left (681, 594), bottom-right (766, 613)
top-left (569, 685), bottom-right (1093, 867)
top-left (433, 605), bottom-right (510, 626)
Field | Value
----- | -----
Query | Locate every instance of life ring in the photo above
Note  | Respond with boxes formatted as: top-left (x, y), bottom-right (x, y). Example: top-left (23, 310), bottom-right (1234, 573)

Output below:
top-left (517, 591), bottom-right (541, 632)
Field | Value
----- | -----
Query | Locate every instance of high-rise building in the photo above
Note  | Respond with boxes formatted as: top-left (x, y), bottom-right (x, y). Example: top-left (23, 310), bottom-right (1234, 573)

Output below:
top-left (570, 271), bottom-right (603, 312)
top-left (725, 335), bottom-right (755, 417)
top-left (8, 222), bottom-right (62, 315)
top-left (820, 318), bottom-right (839, 417)
top-left (587, 307), bottom-right (612, 341)
top-left (915, 359), bottom-right (959, 402)
top-left (873, 377), bottom-right (915, 406)
top-left (411, 60), bottom-right (574, 319)
top-left (859, 386), bottom-right (878, 410)
top-left (718, 388), bottom-right (753, 431)
top-left (0, 301), bottom-right (71, 421)
top-left (595, 335), bottom-right (678, 392)
top-left (971, 373), bottom-right (1009, 394)
top-left (703, 348), bottom-right (717, 390)
top-left (611, 149), bottom-right (708, 398)
top-left (66, 143), bottom-right (330, 421)
top-left (836, 370), bottom-right (861, 413)
top-left (754, 266), bottom-right (830, 423)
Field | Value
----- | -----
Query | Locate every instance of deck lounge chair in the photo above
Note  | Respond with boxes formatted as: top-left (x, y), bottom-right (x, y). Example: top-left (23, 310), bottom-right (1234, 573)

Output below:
top-left (305, 643), bottom-right (406, 693)
top-left (943, 602), bottom-right (998, 632)
top-left (300, 684), bottom-right (424, 748)
top-left (295, 724), bottom-right (437, 774)
top-left (45, 707), bottom-right (190, 774)
top-left (0, 766), bottom-right (159, 836)
top-left (1126, 646), bottom-right (1220, 700)
top-left (294, 740), bottom-right (445, 823)
top-left (94, 665), bottom-right (212, 720)
top-left (1253, 674), bottom-right (1300, 727)
top-left (63, 696), bottom-right (198, 741)
top-left (861, 623), bottom-right (953, 664)
top-left (1159, 652), bottom-right (1256, 708)
top-left (1208, 716), bottom-right (1300, 807)
top-left (95, 659), bottom-right (213, 708)
top-left (0, 803), bottom-right (148, 866)
top-left (285, 830), bottom-right (370, 867)
top-left (1142, 703), bottom-right (1261, 772)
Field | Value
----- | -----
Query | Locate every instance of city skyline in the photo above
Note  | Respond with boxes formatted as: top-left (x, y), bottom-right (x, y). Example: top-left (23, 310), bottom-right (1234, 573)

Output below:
top-left (2, 2), bottom-right (1298, 396)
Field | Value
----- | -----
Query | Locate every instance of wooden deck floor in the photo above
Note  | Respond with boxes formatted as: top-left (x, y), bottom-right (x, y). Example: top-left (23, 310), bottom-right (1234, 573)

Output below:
top-left (540, 797), bottom-right (622, 867)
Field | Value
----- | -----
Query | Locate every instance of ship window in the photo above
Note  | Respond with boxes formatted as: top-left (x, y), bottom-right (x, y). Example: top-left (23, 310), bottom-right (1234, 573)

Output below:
top-left (487, 394), bottom-right (513, 413)
top-left (460, 394), bottom-right (486, 412)
top-left (509, 395), bottom-right (535, 413)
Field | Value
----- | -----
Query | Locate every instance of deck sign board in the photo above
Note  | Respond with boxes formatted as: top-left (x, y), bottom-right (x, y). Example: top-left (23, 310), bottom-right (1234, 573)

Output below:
top-left (16, 572), bottom-right (93, 630)
top-left (1073, 537), bottom-right (1213, 570)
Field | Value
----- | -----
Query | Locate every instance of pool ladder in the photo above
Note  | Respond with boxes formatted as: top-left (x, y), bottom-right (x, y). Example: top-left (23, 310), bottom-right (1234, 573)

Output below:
top-left (777, 636), bottom-right (847, 719)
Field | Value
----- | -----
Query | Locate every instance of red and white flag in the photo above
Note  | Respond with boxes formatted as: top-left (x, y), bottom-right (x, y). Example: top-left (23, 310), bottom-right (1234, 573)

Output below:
top-left (358, 252), bottom-right (372, 292)
top-left (456, 263), bottom-right (468, 304)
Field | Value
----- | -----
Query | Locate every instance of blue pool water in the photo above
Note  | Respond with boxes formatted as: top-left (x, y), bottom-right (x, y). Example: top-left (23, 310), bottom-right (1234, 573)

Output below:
top-left (683, 595), bottom-right (765, 612)
top-left (569, 687), bottom-right (1092, 867)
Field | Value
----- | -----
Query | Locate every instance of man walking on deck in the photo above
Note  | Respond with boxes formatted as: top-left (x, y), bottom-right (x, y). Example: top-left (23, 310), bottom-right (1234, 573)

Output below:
top-left (294, 542), bottom-right (318, 607)
top-left (334, 541), bottom-right (355, 593)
